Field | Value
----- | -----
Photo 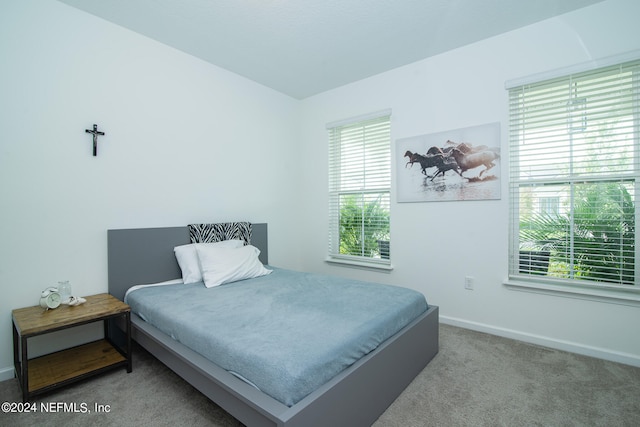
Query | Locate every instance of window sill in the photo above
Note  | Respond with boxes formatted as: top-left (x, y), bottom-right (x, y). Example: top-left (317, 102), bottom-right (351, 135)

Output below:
top-left (503, 278), bottom-right (640, 307)
top-left (325, 257), bottom-right (393, 272)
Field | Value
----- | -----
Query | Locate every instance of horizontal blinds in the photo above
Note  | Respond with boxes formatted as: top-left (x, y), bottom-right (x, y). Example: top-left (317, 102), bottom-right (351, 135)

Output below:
top-left (509, 59), bottom-right (639, 287)
top-left (509, 61), bottom-right (638, 182)
top-left (328, 114), bottom-right (391, 261)
top-left (329, 117), bottom-right (391, 191)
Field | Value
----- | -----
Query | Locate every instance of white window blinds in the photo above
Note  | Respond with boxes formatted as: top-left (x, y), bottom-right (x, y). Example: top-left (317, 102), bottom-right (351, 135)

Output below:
top-left (508, 59), bottom-right (640, 290)
top-left (328, 111), bottom-right (391, 265)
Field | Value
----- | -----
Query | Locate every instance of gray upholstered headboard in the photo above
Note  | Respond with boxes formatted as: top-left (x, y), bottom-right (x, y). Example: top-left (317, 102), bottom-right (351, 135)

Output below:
top-left (107, 223), bottom-right (268, 301)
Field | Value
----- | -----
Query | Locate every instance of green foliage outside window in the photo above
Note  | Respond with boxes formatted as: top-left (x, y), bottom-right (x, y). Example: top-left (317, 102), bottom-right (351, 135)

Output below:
top-left (519, 182), bottom-right (635, 285)
top-left (339, 194), bottom-right (390, 258)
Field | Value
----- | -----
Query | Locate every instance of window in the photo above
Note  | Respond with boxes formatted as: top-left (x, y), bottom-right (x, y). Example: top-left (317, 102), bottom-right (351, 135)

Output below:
top-left (508, 59), bottom-right (639, 294)
top-left (539, 197), bottom-right (560, 216)
top-left (327, 110), bottom-right (391, 268)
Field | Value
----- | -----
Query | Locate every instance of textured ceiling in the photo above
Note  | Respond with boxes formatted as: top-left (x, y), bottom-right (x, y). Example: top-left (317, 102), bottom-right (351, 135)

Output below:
top-left (57, 0), bottom-right (604, 99)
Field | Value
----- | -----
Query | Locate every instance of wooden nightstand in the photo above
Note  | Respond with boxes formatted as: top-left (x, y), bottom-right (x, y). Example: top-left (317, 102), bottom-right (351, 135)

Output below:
top-left (12, 293), bottom-right (131, 402)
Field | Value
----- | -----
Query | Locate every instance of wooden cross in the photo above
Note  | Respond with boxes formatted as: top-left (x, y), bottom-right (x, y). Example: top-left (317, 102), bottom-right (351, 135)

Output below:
top-left (85, 124), bottom-right (105, 156)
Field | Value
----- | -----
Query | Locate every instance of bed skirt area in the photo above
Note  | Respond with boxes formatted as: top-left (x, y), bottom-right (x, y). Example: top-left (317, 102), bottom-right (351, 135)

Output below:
top-left (128, 304), bottom-right (439, 427)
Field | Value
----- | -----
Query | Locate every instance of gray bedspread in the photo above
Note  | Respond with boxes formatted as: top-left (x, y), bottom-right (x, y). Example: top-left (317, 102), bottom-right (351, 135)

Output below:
top-left (125, 267), bottom-right (428, 406)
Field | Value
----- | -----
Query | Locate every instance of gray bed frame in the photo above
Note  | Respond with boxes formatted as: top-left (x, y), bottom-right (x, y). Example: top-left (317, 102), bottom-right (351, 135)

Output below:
top-left (107, 224), bottom-right (439, 427)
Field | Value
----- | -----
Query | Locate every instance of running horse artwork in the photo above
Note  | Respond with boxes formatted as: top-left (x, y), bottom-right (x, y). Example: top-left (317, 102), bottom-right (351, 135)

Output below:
top-left (396, 122), bottom-right (501, 202)
top-left (404, 150), bottom-right (463, 181)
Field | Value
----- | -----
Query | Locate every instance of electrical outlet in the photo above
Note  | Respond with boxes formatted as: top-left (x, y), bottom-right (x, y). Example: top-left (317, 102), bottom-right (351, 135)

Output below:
top-left (464, 276), bottom-right (474, 290)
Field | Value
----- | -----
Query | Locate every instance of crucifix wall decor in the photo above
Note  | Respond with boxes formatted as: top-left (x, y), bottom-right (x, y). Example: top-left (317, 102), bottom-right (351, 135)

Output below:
top-left (85, 124), bottom-right (105, 156)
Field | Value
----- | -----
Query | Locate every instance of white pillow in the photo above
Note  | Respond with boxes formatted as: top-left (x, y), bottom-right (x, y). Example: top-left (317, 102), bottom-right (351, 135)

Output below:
top-left (174, 240), bottom-right (245, 284)
top-left (196, 244), bottom-right (272, 288)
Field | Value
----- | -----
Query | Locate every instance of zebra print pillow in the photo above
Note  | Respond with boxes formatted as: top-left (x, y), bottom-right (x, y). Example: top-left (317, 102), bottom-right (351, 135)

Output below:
top-left (188, 222), bottom-right (252, 245)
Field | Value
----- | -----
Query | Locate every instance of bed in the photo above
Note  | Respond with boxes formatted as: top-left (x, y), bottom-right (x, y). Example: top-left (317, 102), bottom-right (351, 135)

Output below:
top-left (107, 223), bottom-right (439, 427)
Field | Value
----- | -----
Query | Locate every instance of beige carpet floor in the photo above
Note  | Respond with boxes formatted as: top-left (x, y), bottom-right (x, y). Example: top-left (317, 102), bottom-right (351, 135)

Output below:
top-left (1, 324), bottom-right (638, 427)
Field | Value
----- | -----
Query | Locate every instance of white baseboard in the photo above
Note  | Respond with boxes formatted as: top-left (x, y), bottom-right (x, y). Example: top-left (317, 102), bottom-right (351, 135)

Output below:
top-left (440, 315), bottom-right (640, 368)
top-left (0, 366), bottom-right (15, 383)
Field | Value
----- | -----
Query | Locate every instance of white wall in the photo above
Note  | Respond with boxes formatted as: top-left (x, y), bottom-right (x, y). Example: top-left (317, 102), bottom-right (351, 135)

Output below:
top-left (298, 0), bottom-right (640, 366)
top-left (1, 0), bottom-right (639, 381)
top-left (0, 0), bottom-right (301, 376)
